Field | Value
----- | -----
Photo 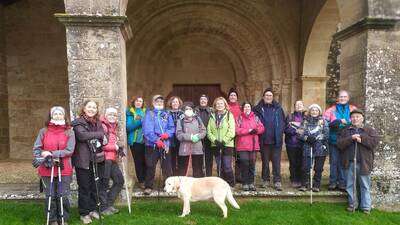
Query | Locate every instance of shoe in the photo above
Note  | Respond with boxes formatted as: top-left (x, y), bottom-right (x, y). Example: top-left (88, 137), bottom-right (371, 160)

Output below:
top-left (312, 187), bottom-right (320, 192)
top-left (101, 207), bottom-right (114, 216)
top-left (249, 184), bottom-right (256, 191)
top-left (144, 188), bottom-right (152, 195)
top-left (298, 186), bottom-right (307, 192)
top-left (89, 211), bottom-right (100, 220)
top-left (80, 215), bottom-right (92, 224)
top-left (260, 180), bottom-right (269, 188)
top-left (50, 222), bottom-right (58, 225)
top-left (347, 206), bottom-right (355, 212)
top-left (110, 206), bottom-right (120, 214)
top-left (138, 182), bottom-right (145, 189)
top-left (242, 184), bottom-right (249, 191)
top-left (291, 182), bottom-right (301, 188)
top-left (338, 185), bottom-right (346, 192)
top-left (328, 184), bottom-right (337, 191)
top-left (362, 209), bottom-right (371, 214)
top-left (274, 182), bottom-right (283, 191)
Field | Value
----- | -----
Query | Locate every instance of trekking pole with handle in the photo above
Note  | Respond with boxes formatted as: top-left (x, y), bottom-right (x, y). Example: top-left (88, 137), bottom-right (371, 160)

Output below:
top-left (46, 164), bottom-right (55, 225)
top-left (89, 140), bottom-right (104, 225)
top-left (121, 155), bottom-right (132, 214)
top-left (56, 158), bottom-right (65, 225)
top-left (353, 140), bottom-right (358, 211)
top-left (310, 145), bottom-right (313, 205)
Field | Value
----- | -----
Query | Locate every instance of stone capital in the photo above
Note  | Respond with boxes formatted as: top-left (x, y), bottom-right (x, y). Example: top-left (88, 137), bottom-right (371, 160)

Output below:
top-left (54, 13), bottom-right (133, 41)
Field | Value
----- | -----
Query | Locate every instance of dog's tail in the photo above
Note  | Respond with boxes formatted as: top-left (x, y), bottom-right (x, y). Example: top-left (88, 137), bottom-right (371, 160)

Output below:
top-left (226, 188), bottom-right (240, 209)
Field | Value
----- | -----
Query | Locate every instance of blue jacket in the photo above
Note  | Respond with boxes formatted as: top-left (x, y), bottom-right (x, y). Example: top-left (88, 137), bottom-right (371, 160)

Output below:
top-left (142, 108), bottom-right (175, 148)
top-left (126, 107), bottom-right (146, 146)
top-left (253, 100), bottom-right (285, 148)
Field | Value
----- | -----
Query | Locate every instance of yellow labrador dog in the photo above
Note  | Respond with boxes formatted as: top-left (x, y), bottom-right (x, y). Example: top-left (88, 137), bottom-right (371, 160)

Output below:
top-left (164, 176), bottom-right (240, 218)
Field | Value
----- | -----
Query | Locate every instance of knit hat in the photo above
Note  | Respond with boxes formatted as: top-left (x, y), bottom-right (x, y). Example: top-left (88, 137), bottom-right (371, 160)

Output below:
top-left (50, 106), bottom-right (65, 117)
top-left (182, 101), bottom-right (194, 110)
top-left (152, 95), bottom-right (164, 102)
top-left (350, 109), bottom-right (364, 117)
top-left (308, 104), bottom-right (322, 114)
top-left (199, 94), bottom-right (208, 100)
top-left (262, 88), bottom-right (274, 96)
top-left (228, 88), bottom-right (238, 98)
top-left (105, 107), bottom-right (118, 115)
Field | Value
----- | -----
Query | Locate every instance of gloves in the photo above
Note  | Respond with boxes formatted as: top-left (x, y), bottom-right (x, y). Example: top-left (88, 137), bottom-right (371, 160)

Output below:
top-left (306, 135), bottom-right (317, 144)
top-left (117, 146), bottom-right (126, 157)
top-left (215, 140), bottom-right (225, 149)
top-left (191, 134), bottom-right (200, 143)
top-left (160, 133), bottom-right (169, 140)
top-left (156, 140), bottom-right (165, 149)
top-left (249, 129), bottom-right (257, 135)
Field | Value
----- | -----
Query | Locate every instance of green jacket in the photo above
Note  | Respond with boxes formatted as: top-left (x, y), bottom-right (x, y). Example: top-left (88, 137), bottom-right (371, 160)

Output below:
top-left (207, 111), bottom-right (235, 148)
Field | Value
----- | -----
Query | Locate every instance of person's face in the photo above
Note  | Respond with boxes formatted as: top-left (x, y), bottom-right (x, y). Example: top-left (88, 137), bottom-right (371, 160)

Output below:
top-left (310, 107), bottom-right (320, 117)
top-left (52, 111), bottom-right (65, 121)
top-left (153, 99), bottom-right (164, 109)
top-left (171, 98), bottom-right (180, 110)
top-left (199, 97), bottom-right (208, 107)
top-left (295, 101), bottom-right (304, 112)
top-left (243, 104), bottom-right (251, 115)
top-left (263, 91), bottom-right (273, 104)
top-left (338, 91), bottom-right (350, 105)
top-left (184, 106), bottom-right (194, 117)
top-left (84, 101), bottom-right (98, 118)
top-left (215, 100), bottom-right (226, 111)
top-left (229, 93), bottom-right (238, 103)
top-left (134, 98), bottom-right (143, 108)
top-left (351, 113), bottom-right (364, 127)
top-left (105, 112), bottom-right (118, 123)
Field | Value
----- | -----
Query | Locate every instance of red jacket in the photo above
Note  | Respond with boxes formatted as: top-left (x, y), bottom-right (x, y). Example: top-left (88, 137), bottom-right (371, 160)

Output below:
top-left (101, 117), bottom-right (119, 161)
top-left (235, 112), bottom-right (265, 151)
top-left (228, 102), bottom-right (241, 120)
top-left (33, 123), bottom-right (75, 177)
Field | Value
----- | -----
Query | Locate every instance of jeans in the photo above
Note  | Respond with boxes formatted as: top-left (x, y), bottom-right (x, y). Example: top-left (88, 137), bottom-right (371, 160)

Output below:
top-left (260, 144), bottom-right (282, 183)
top-left (345, 162), bottom-right (372, 210)
top-left (329, 144), bottom-right (346, 187)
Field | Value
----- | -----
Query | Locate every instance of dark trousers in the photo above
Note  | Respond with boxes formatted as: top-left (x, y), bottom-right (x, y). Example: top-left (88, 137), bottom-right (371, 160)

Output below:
top-left (260, 144), bottom-right (282, 183)
top-left (42, 175), bottom-right (71, 223)
top-left (302, 155), bottom-right (326, 188)
top-left (130, 143), bottom-right (146, 183)
top-left (178, 155), bottom-right (204, 177)
top-left (234, 148), bottom-right (242, 183)
top-left (144, 146), bottom-right (172, 189)
top-left (170, 145), bottom-right (180, 176)
top-left (76, 162), bottom-right (105, 216)
top-left (203, 140), bottom-right (213, 176)
top-left (99, 161), bottom-right (124, 210)
top-left (238, 151), bottom-right (256, 185)
top-left (286, 146), bottom-right (303, 183)
top-left (214, 146), bottom-right (235, 187)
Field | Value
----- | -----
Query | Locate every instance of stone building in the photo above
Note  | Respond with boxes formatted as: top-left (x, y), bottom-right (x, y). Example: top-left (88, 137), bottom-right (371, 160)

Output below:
top-left (0, 0), bottom-right (399, 210)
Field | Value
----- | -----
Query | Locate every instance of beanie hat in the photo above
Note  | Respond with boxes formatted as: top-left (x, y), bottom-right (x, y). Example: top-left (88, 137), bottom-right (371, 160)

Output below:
top-left (50, 106), bottom-right (65, 117)
top-left (105, 107), bottom-right (118, 115)
top-left (308, 104), bottom-right (322, 114)
top-left (228, 88), bottom-right (239, 98)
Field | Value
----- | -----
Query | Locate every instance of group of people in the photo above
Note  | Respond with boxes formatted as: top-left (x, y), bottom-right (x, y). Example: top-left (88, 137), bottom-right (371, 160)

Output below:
top-left (32, 88), bottom-right (380, 225)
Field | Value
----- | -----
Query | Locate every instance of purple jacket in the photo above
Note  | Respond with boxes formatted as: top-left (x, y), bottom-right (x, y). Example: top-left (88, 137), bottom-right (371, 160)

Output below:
top-left (284, 111), bottom-right (305, 148)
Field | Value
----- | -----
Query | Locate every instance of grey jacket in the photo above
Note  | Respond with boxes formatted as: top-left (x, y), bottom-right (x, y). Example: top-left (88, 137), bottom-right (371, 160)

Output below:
top-left (176, 116), bottom-right (206, 156)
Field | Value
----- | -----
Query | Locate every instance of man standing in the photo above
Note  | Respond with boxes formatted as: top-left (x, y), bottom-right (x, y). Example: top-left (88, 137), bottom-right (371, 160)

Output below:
top-left (337, 109), bottom-right (379, 214)
top-left (253, 88), bottom-right (285, 191)
top-left (324, 90), bottom-right (357, 191)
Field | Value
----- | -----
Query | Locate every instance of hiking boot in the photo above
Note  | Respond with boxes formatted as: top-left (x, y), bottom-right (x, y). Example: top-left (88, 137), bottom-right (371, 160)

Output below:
top-left (338, 185), bottom-right (346, 192)
top-left (274, 182), bottom-right (283, 191)
top-left (260, 180), bottom-right (270, 188)
top-left (362, 209), bottom-right (371, 215)
top-left (110, 206), bottom-right (120, 214)
top-left (49, 222), bottom-right (58, 225)
top-left (328, 184), bottom-right (337, 191)
top-left (101, 207), bottom-right (114, 216)
top-left (291, 182), bottom-right (301, 188)
top-left (144, 188), bottom-right (152, 195)
top-left (298, 186), bottom-right (307, 192)
top-left (312, 187), bottom-right (320, 192)
top-left (346, 206), bottom-right (355, 213)
top-left (138, 182), bottom-right (145, 189)
top-left (89, 211), bottom-right (100, 220)
top-left (80, 215), bottom-right (92, 224)
top-left (242, 184), bottom-right (249, 191)
top-left (249, 184), bottom-right (256, 191)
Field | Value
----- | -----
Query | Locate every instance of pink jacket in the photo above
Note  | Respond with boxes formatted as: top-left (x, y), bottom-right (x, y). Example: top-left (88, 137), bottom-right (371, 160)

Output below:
top-left (101, 117), bottom-right (118, 161)
top-left (235, 112), bottom-right (265, 151)
top-left (228, 102), bottom-right (242, 120)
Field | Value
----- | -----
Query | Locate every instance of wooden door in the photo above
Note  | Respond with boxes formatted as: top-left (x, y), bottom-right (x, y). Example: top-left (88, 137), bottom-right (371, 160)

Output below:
top-left (167, 84), bottom-right (226, 105)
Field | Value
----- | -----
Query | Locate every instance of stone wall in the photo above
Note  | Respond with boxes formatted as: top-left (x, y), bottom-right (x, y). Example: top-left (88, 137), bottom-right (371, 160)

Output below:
top-left (325, 37), bottom-right (341, 106)
top-left (0, 4), bottom-right (9, 159)
top-left (4, 0), bottom-right (68, 159)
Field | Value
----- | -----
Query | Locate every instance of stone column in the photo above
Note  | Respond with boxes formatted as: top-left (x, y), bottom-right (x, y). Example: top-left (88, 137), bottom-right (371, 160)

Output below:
top-left (0, 4), bottom-right (9, 159)
top-left (335, 0), bottom-right (400, 211)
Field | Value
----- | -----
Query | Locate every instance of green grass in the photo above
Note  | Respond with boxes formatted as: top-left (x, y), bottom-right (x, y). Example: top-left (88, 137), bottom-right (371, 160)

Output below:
top-left (1, 199), bottom-right (399, 225)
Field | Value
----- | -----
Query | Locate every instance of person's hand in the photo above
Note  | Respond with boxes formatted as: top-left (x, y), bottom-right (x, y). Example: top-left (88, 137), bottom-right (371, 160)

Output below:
top-left (115, 144), bottom-right (119, 151)
top-left (249, 129), bottom-right (257, 135)
top-left (191, 134), bottom-right (200, 143)
top-left (117, 146), bottom-right (126, 157)
top-left (156, 140), bottom-right (165, 149)
top-left (41, 151), bottom-right (52, 158)
top-left (352, 134), bottom-right (360, 140)
top-left (135, 115), bottom-right (142, 120)
top-left (306, 135), bottom-right (316, 144)
top-left (355, 136), bottom-right (362, 143)
top-left (341, 119), bottom-right (347, 124)
top-left (215, 140), bottom-right (223, 149)
top-left (160, 133), bottom-right (169, 140)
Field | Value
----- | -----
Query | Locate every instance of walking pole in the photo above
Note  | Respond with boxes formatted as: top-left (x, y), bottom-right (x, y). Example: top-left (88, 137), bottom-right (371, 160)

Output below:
top-left (57, 159), bottom-right (65, 225)
top-left (121, 155), bottom-right (132, 214)
top-left (46, 164), bottom-right (55, 225)
top-left (353, 141), bottom-right (358, 211)
top-left (89, 140), bottom-right (104, 225)
top-left (310, 146), bottom-right (313, 205)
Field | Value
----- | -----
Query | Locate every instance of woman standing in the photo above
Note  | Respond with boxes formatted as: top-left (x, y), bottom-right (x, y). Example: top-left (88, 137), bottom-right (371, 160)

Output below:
top-left (207, 97), bottom-right (236, 187)
top-left (126, 96), bottom-right (146, 189)
top-left (176, 102), bottom-right (206, 177)
top-left (284, 100), bottom-right (306, 188)
top-left (72, 100), bottom-right (106, 224)
top-left (298, 104), bottom-right (329, 192)
top-left (235, 102), bottom-right (264, 191)
top-left (167, 96), bottom-right (184, 176)
top-left (33, 106), bottom-right (75, 225)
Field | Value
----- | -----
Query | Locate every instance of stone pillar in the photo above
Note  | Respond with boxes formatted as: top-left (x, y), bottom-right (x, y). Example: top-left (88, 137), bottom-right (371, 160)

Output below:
top-left (0, 4), bottom-right (9, 159)
top-left (335, 0), bottom-right (400, 211)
